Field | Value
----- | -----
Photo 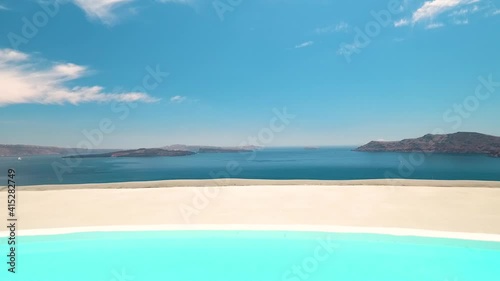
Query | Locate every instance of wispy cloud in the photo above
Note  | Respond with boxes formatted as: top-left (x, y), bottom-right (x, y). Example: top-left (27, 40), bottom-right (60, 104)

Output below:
top-left (72, 0), bottom-right (133, 25)
top-left (0, 49), bottom-right (157, 106)
top-left (452, 18), bottom-right (469, 24)
top-left (337, 42), bottom-right (362, 57)
top-left (449, 7), bottom-right (470, 16)
top-left (412, 0), bottom-right (479, 23)
top-left (315, 22), bottom-right (350, 34)
top-left (394, 18), bottom-right (410, 27)
top-left (0, 4), bottom-right (8, 10)
top-left (71, 0), bottom-right (195, 24)
top-left (425, 22), bottom-right (445, 29)
top-left (481, 2), bottom-right (500, 17)
top-left (157, 0), bottom-right (194, 5)
top-left (294, 41), bottom-right (314, 49)
top-left (170, 95), bottom-right (187, 103)
top-left (448, 4), bottom-right (482, 17)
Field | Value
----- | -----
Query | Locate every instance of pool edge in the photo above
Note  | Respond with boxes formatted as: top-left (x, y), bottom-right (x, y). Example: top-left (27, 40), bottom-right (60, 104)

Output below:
top-left (2, 224), bottom-right (500, 242)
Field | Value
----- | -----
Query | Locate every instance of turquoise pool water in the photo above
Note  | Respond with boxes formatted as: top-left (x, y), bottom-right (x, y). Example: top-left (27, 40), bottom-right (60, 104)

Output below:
top-left (2, 231), bottom-right (500, 281)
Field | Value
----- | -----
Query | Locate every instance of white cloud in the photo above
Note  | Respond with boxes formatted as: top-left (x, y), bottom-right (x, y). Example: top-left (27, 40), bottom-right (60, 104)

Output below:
top-left (394, 18), bottom-right (410, 27)
top-left (294, 41), bottom-right (314, 49)
top-left (493, 9), bottom-right (500, 15)
top-left (0, 49), bottom-right (158, 106)
top-left (315, 22), bottom-right (350, 34)
top-left (0, 49), bottom-right (29, 62)
top-left (412, 0), bottom-right (479, 23)
top-left (170, 95), bottom-right (187, 103)
top-left (72, 0), bottom-right (132, 25)
top-left (0, 4), bottom-right (8, 10)
top-left (425, 22), bottom-right (445, 29)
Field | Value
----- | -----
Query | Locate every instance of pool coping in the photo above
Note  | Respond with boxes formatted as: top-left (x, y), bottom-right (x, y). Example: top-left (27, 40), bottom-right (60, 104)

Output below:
top-left (2, 225), bottom-right (500, 242)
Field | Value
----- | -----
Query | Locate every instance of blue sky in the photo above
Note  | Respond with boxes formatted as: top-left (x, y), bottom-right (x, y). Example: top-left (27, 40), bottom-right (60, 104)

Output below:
top-left (0, 0), bottom-right (499, 148)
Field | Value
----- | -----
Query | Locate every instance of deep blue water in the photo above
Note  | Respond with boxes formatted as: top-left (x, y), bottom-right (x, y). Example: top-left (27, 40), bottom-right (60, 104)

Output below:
top-left (1, 147), bottom-right (499, 185)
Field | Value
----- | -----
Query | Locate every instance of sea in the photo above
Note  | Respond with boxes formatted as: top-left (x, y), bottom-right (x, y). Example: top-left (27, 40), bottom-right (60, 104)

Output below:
top-left (1, 147), bottom-right (500, 186)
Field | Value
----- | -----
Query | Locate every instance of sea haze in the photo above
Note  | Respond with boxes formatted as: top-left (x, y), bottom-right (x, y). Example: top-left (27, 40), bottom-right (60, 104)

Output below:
top-left (1, 147), bottom-right (500, 185)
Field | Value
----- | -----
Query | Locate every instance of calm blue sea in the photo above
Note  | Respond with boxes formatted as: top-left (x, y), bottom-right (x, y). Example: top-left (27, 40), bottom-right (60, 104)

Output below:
top-left (2, 230), bottom-right (500, 281)
top-left (1, 147), bottom-right (500, 185)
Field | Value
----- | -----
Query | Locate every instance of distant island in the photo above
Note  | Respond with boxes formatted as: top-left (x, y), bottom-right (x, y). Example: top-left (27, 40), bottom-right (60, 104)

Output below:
top-left (162, 145), bottom-right (257, 153)
top-left (304, 146), bottom-right (320, 150)
top-left (355, 132), bottom-right (500, 158)
top-left (64, 145), bottom-right (256, 158)
top-left (64, 148), bottom-right (196, 158)
top-left (0, 144), bottom-right (257, 158)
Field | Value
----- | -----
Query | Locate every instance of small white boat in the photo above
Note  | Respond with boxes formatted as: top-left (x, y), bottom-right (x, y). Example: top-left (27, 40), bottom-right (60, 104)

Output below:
top-left (18, 157), bottom-right (22, 160)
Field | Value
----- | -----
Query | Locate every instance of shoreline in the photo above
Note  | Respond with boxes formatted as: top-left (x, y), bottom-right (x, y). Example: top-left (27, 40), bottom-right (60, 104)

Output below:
top-left (5, 178), bottom-right (500, 191)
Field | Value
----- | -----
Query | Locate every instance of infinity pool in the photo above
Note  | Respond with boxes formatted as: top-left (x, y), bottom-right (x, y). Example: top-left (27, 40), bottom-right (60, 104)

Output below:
top-left (2, 230), bottom-right (500, 281)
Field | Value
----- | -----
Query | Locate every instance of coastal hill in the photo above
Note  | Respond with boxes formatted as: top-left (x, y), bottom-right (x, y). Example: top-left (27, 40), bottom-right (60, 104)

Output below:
top-left (0, 145), bottom-right (114, 157)
top-left (355, 132), bottom-right (500, 157)
top-left (0, 145), bottom-right (67, 157)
